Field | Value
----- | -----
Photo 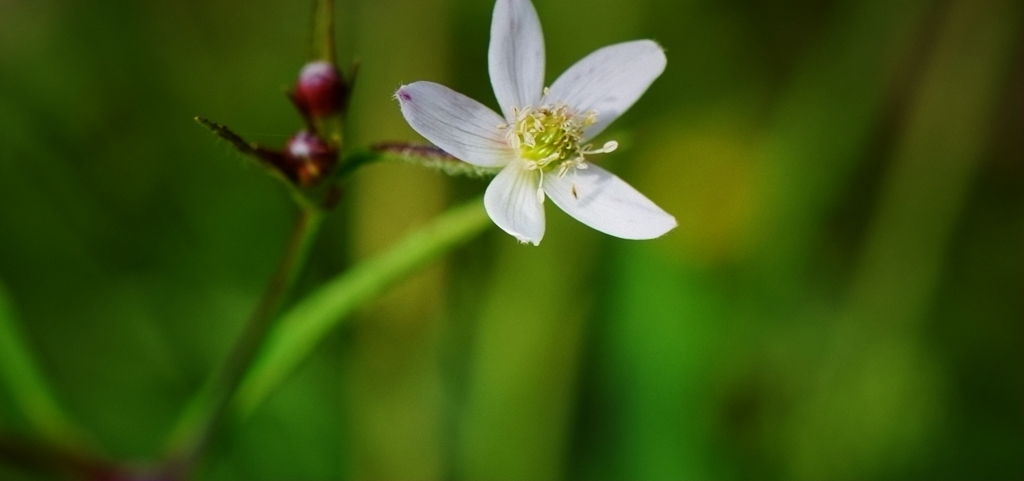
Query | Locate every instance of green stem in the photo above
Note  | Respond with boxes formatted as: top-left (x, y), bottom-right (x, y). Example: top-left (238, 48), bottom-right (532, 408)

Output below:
top-left (231, 198), bottom-right (490, 421)
top-left (309, 0), bottom-right (336, 63)
top-left (162, 206), bottom-right (325, 476)
top-left (0, 431), bottom-right (117, 480)
top-left (0, 281), bottom-right (84, 449)
top-left (338, 142), bottom-right (500, 179)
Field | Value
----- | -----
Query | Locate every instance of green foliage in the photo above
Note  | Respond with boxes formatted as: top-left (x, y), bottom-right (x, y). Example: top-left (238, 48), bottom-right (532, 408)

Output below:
top-left (0, 281), bottom-right (81, 448)
top-left (0, 0), bottom-right (1020, 479)
top-left (233, 197), bottom-right (489, 422)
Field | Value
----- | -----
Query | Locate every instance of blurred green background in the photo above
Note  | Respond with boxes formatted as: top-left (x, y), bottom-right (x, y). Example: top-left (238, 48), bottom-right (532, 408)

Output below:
top-left (0, 0), bottom-right (1021, 479)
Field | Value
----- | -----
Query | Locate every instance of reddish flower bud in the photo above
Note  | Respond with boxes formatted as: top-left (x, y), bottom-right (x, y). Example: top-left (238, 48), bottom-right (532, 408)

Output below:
top-left (293, 61), bottom-right (347, 118)
top-left (285, 130), bottom-right (337, 186)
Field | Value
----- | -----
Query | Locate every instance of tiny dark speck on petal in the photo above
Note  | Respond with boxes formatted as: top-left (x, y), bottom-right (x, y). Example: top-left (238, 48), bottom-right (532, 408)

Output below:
top-left (399, 91), bottom-right (412, 101)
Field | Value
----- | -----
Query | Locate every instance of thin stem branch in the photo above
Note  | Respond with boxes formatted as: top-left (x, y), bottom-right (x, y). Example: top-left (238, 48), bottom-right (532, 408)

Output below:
top-left (338, 142), bottom-right (500, 179)
top-left (231, 198), bottom-right (491, 421)
top-left (0, 431), bottom-right (117, 480)
top-left (162, 206), bottom-right (325, 477)
top-left (309, 0), bottom-right (336, 63)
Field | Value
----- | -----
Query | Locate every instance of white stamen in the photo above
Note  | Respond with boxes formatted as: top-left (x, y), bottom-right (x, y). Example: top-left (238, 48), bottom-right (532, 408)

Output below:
top-left (582, 140), bottom-right (618, 155)
top-left (536, 171), bottom-right (546, 203)
top-left (510, 103), bottom-right (617, 177)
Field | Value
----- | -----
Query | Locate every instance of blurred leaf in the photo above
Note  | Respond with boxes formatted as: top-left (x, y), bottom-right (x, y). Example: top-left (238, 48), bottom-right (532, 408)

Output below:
top-left (846, 0), bottom-right (1022, 338)
top-left (457, 217), bottom-right (598, 481)
top-left (634, 120), bottom-right (759, 267)
top-left (600, 246), bottom-right (728, 480)
top-left (752, 0), bottom-right (933, 275)
top-left (790, 0), bottom-right (1023, 477)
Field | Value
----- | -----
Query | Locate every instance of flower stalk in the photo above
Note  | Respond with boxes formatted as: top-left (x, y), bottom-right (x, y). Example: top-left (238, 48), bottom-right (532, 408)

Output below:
top-left (231, 197), bottom-right (491, 422)
top-left (339, 142), bottom-right (502, 179)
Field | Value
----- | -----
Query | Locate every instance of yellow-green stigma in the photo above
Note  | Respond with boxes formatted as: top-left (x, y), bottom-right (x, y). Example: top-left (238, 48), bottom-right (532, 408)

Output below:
top-left (506, 103), bottom-right (617, 173)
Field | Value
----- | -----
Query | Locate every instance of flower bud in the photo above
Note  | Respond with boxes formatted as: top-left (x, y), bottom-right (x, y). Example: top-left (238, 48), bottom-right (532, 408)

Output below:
top-left (285, 130), bottom-right (336, 186)
top-left (293, 61), bottom-right (347, 118)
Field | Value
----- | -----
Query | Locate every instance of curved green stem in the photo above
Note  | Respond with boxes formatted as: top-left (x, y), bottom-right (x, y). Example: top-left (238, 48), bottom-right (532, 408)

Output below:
top-left (162, 206), bottom-right (325, 476)
top-left (0, 281), bottom-right (84, 450)
top-left (338, 142), bottom-right (500, 179)
top-left (231, 197), bottom-right (490, 421)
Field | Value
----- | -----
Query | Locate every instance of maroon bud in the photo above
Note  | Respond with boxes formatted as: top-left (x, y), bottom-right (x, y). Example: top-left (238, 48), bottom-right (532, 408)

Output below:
top-left (285, 130), bottom-right (336, 186)
top-left (293, 61), bottom-right (346, 118)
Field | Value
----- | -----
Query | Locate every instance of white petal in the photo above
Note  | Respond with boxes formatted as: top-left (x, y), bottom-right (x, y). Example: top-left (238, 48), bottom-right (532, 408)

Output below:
top-left (396, 82), bottom-right (514, 168)
top-left (489, 0), bottom-right (545, 120)
top-left (543, 163), bottom-right (676, 240)
top-left (545, 40), bottom-right (666, 140)
top-left (484, 160), bottom-right (546, 245)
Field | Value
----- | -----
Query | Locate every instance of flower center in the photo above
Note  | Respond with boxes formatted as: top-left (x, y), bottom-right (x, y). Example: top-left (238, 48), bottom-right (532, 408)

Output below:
top-left (506, 103), bottom-right (617, 174)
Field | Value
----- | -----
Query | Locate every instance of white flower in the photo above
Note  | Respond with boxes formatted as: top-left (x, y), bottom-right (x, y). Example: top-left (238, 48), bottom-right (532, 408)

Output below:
top-left (396, 0), bottom-right (676, 245)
